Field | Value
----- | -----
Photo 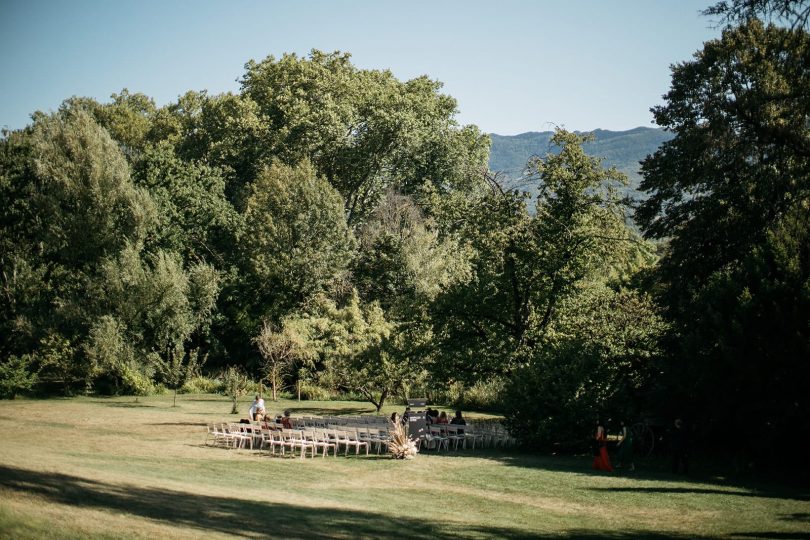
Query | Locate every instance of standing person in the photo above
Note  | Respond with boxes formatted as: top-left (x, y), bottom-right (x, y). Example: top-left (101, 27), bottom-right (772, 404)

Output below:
top-left (592, 419), bottom-right (614, 472)
top-left (671, 418), bottom-right (689, 474)
top-left (616, 420), bottom-right (635, 471)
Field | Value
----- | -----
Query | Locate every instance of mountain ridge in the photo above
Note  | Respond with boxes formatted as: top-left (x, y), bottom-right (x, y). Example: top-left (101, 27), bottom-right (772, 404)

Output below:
top-left (487, 126), bottom-right (674, 199)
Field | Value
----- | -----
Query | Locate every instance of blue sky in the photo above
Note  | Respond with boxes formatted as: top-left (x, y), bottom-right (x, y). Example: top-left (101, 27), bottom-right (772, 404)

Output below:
top-left (0, 0), bottom-right (719, 135)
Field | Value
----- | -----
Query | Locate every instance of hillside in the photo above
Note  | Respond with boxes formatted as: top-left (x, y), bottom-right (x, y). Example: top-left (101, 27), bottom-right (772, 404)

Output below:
top-left (488, 127), bottom-right (673, 201)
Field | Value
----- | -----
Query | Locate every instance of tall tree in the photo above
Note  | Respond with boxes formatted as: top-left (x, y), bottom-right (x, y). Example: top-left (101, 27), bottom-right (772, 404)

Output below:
top-left (433, 130), bottom-right (639, 380)
top-left (705, 0), bottom-right (810, 28)
top-left (637, 20), bottom-right (810, 462)
top-left (0, 107), bottom-right (156, 390)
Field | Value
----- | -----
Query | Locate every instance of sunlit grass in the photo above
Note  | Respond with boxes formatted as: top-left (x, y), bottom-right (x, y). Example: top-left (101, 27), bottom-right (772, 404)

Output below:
top-left (1, 394), bottom-right (807, 539)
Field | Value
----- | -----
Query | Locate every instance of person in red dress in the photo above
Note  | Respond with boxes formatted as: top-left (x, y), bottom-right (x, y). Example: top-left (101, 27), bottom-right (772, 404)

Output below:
top-left (592, 419), bottom-right (614, 472)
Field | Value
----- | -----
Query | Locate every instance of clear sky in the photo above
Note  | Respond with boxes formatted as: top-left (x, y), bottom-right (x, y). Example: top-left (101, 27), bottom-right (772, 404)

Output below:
top-left (0, 0), bottom-right (720, 135)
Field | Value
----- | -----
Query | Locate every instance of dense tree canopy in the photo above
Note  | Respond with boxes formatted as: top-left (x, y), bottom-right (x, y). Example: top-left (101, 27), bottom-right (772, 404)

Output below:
top-left (1, 38), bottom-right (807, 473)
top-left (638, 19), bottom-right (810, 462)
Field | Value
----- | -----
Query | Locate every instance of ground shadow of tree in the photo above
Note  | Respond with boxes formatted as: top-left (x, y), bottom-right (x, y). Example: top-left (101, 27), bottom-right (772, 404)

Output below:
top-left (587, 486), bottom-right (810, 503)
top-left (445, 450), bottom-right (810, 503)
top-left (0, 464), bottom-right (711, 539)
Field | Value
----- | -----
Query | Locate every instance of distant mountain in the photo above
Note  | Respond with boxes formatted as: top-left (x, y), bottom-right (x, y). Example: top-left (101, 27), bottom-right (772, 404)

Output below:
top-left (488, 127), bottom-right (673, 201)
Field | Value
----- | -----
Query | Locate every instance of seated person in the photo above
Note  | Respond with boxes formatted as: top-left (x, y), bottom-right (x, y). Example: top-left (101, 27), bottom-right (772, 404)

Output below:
top-left (390, 411), bottom-right (400, 424)
top-left (436, 411), bottom-right (449, 424)
top-left (450, 410), bottom-right (466, 425)
top-left (425, 408), bottom-right (439, 424)
top-left (402, 406), bottom-right (412, 424)
top-left (281, 409), bottom-right (293, 429)
top-left (450, 410), bottom-right (466, 434)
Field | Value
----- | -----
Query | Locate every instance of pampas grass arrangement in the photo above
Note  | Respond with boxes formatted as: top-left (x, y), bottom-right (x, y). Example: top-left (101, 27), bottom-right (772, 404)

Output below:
top-left (388, 419), bottom-right (419, 459)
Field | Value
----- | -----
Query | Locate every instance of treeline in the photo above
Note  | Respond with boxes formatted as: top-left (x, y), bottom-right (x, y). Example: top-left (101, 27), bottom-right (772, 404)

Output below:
top-left (1, 4), bottom-right (808, 468)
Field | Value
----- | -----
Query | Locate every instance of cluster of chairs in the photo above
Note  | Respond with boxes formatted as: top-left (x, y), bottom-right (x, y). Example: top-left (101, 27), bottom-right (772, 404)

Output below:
top-left (205, 421), bottom-right (388, 458)
top-left (204, 414), bottom-right (516, 458)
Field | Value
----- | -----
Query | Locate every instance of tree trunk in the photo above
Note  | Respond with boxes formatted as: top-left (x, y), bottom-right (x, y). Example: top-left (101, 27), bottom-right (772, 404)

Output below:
top-left (173, 387), bottom-right (178, 407)
top-left (272, 374), bottom-right (277, 401)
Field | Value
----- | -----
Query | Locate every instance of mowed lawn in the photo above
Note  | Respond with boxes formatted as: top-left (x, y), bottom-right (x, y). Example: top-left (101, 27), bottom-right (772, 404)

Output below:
top-left (0, 395), bottom-right (808, 539)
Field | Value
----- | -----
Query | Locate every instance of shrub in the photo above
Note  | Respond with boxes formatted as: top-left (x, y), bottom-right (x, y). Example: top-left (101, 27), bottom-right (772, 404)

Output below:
top-left (455, 378), bottom-right (506, 411)
top-left (502, 345), bottom-right (598, 452)
top-left (0, 354), bottom-right (38, 399)
top-left (181, 375), bottom-right (222, 394)
top-left (85, 316), bottom-right (155, 396)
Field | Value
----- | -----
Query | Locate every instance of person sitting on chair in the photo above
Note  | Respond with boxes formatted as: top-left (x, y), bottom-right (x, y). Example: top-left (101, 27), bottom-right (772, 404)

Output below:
top-left (281, 409), bottom-right (293, 429)
top-left (450, 410), bottom-right (466, 425)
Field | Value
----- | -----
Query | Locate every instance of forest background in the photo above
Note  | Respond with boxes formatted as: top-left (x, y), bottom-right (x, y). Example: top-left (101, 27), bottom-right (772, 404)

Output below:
top-left (1, 0), bottom-right (808, 473)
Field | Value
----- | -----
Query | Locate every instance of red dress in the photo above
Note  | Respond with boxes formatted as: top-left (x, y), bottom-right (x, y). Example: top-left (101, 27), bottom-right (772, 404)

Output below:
top-left (592, 430), bottom-right (614, 472)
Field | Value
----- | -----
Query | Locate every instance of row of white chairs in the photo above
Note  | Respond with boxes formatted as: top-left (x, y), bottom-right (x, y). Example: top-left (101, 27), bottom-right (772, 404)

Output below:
top-left (205, 423), bottom-right (388, 457)
top-left (205, 417), bottom-right (516, 455)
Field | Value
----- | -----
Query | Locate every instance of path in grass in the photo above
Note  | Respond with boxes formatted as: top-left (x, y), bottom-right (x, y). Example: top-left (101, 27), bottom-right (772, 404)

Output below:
top-left (0, 394), bottom-right (808, 539)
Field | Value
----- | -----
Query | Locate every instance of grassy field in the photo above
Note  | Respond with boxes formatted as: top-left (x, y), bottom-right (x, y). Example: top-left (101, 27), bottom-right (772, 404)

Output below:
top-left (0, 394), bottom-right (808, 539)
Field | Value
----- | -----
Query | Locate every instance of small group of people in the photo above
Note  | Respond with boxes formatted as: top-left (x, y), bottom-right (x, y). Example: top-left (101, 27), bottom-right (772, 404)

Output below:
top-left (593, 417), bottom-right (690, 474)
top-left (593, 419), bottom-right (634, 473)
top-left (391, 407), bottom-right (467, 427)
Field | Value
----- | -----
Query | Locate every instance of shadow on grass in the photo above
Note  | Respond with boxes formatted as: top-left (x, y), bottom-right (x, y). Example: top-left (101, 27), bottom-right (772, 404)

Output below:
top-left (780, 513), bottom-right (810, 522)
top-left (0, 464), bottom-right (710, 539)
top-left (101, 402), bottom-right (156, 408)
top-left (727, 534), bottom-right (810, 539)
top-left (587, 486), bottom-right (810, 502)
top-left (429, 450), bottom-right (810, 504)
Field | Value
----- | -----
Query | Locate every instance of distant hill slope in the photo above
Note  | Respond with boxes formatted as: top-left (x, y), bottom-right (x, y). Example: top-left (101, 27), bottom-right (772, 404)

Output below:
top-left (488, 127), bottom-right (673, 200)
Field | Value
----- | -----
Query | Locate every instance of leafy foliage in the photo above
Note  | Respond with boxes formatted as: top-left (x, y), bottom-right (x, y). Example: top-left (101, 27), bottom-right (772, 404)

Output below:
top-left (221, 365), bottom-right (251, 414)
top-left (0, 354), bottom-right (38, 399)
top-left (253, 319), bottom-right (315, 401)
top-left (638, 20), bottom-right (810, 462)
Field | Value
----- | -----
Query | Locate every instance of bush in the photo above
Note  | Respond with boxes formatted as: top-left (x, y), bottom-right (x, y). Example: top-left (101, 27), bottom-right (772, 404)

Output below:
top-left (297, 380), bottom-right (334, 400)
top-left (181, 375), bottom-right (223, 394)
top-left (0, 354), bottom-right (38, 399)
top-left (455, 378), bottom-right (506, 411)
top-left (85, 316), bottom-right (155, 396)
top-left (502, 345), bottom-right (598, 452)
top-left (93, 365), bottom-right (157, 396)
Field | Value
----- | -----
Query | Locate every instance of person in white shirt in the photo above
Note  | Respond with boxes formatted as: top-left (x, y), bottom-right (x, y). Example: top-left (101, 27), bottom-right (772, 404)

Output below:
top-left (248, 395), bottom-right (266, 421)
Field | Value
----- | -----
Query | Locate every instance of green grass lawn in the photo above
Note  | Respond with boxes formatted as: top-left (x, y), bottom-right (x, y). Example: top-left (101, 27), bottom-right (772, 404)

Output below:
top-left (0, 394), bottom-right (807, 539)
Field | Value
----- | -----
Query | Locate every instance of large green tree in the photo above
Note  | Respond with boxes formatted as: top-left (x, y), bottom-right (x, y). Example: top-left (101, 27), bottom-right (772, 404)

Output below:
top-left (287, 291), bottom-right (400, 413)
top-left (0, 107), bottom-right (156, 390)
top-left (240, 50), bottom-right (490, 224)
top-left (637, 20), bottom-right (810, 462)
top-left (433, 130), bottom-right (643, 381)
